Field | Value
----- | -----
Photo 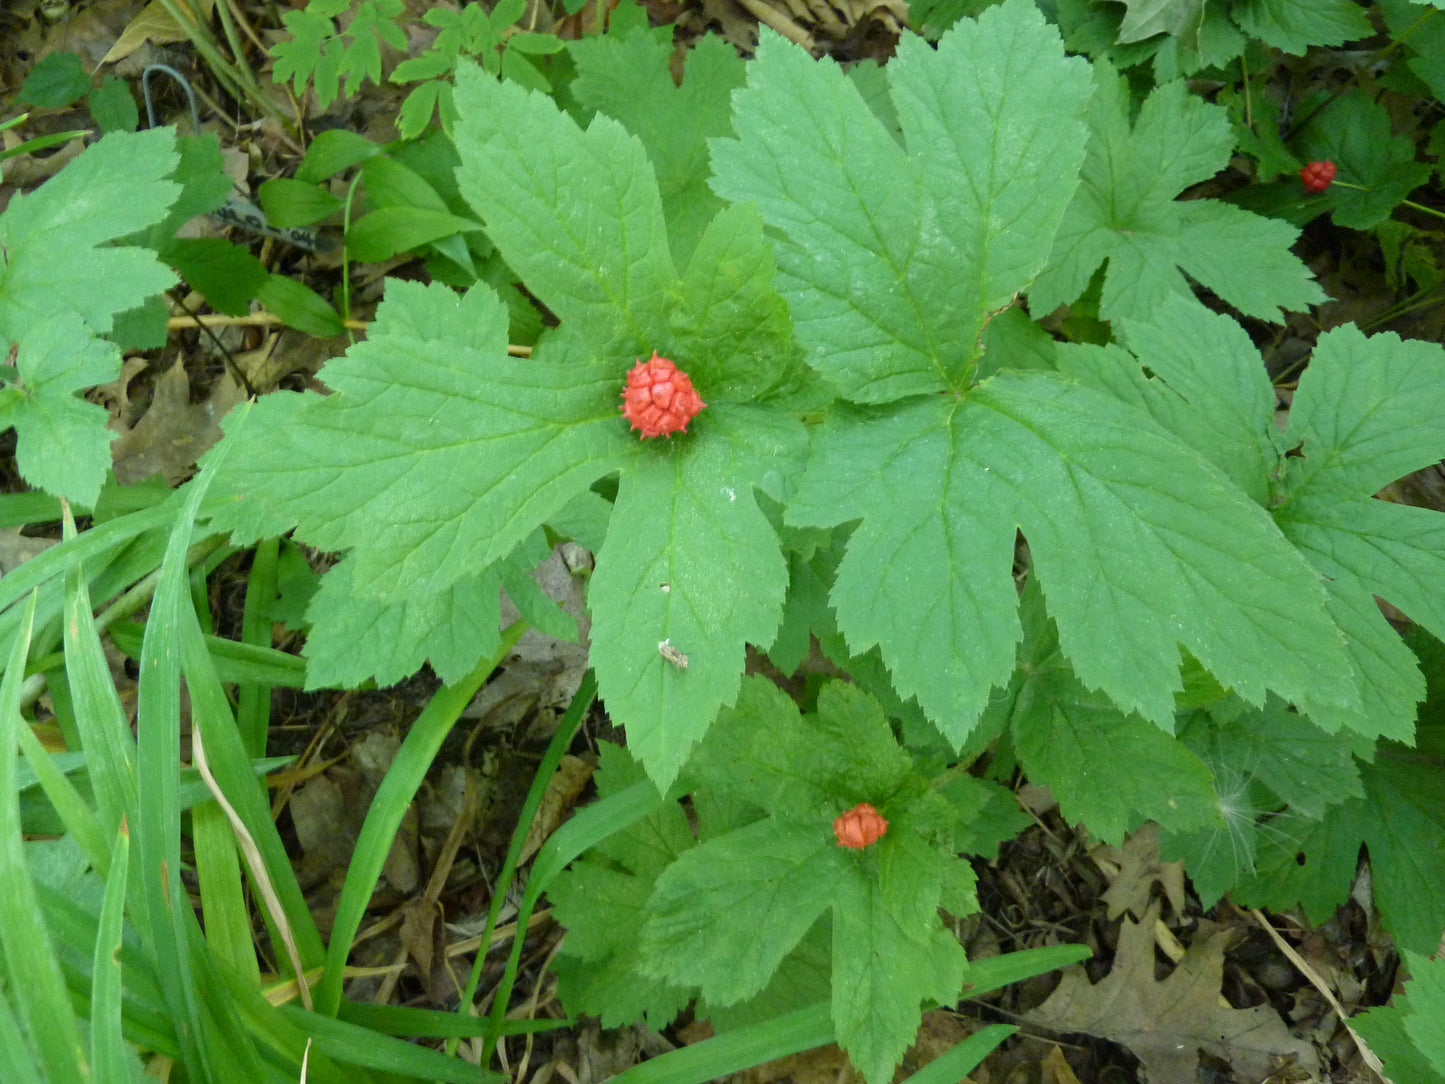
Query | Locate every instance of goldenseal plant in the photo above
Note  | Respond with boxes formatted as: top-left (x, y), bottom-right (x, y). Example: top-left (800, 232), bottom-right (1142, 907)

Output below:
top-left (198, 0), bottom-right (1445, 1077)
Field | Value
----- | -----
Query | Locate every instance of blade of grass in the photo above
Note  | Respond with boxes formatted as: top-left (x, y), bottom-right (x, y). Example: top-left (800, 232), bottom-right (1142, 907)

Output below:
top-left (454, 670), bottom-right (595, 1056)
top-left (91, 817), bottom-right (136, 1082)
top-left (134, 408), bottom-right (255, 1080)
top-left (169, 590), bottom-right (323, 1001)
top-left (0, 989), bottom-right (44, 1084)
top-left (480, 768), bottom-right (672, 1066)
top-left (901, 1024), bottom-right (1015, 1084)
top-left (109, 621), bottom-right (307, 686)
top-left (238, 536), bottom-right (280, 755)
top-left (610, 1003), bottom-right (834, 1084)
top-left (14, 720), bottom-right (108, 869)
top-left (0, 593), bottom-right (88, 1083)
top-left (278, 1004), bottom-right (506, 1083)
top-left (962, 944), bottom-right (1091, 998)
top-left (60, 504), bottom-right (139, 841)
top-left (315, 619), bottom-right (528, 1016)
top-left (344, 999), bottom-right (568, 1039)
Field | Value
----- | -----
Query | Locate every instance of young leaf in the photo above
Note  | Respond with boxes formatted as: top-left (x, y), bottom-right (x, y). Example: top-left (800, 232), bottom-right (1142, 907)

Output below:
top-left (710, 0), bottom-right (1092, 402)
top-left (0, 318), bottom-right (119, 507)
top-left (1029, 62), bottom-right (1323, 324)
top-left (453, 62), bottom-right (677, 352)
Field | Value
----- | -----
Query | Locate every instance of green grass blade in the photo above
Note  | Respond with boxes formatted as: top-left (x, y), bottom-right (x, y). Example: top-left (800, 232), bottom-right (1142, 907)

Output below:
top-left (901, 1024), bottom-right (1014, 1084)
top-left (193, 798), bottom-right (258, 983)
top-left (458, 670), bottom-right (595, 1055)
top-left (0, 987), bottom-right (44, 1084)
top-left (14, 721), bottom-right (107, 867)
top-left (342, 999), bottom-right (569, 1039)
top-left (179, 601), bottom-right (324, 976)
top-left (61, 531), bottom-right (139, 841)
top-left (609, 1003), bottom-right (834, 1084)
top-left (315, 619), bottom-right (527, 1016)
top-left (91, 817), bottom-right (137, 1081)
top-left (279, 1005), bottom-right (507, 1083)
top-left (238, 535), bottom-right (280, 755)
top-left (962, 944), bottom-right (1091, 999)
top-left (0, 593), bottom-right (88, 1083)
top-left (109, 620), bottom-right (307, 687)
top-left (134, 412), bottom-right (254, 1080)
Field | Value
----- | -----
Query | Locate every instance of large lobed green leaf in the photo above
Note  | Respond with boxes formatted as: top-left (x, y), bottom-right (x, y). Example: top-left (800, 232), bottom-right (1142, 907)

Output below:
top-left (453, 62), bottom-right (677, 352)
top-left (208, 283), bottom-right (634, 598)
top-left (0, 128), bottom-right (179, 340)
top-left (787, 373), bottom-right (1354, 744)
top-left (1063, 306), bottom-right (1445, 743)
top-left (711, 0), bottom-right (1092, 402)
top-left (1029, 62), bottom-right (1323, 324)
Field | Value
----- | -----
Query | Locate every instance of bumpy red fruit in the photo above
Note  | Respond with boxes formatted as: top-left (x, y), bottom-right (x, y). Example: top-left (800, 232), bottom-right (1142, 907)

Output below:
top-left (1300, 160), bottom-right (1337, 194)
top-left (620, 352), bottom-right (706, 439)
top-left (833, 802), bottom-right (887, 849)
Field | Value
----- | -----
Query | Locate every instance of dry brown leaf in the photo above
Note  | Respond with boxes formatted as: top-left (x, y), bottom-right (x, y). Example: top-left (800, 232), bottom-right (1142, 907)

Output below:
top-left (519, 754), bottom-right (594, 863)
top-left (101, 0), bottom-right (215, 65)
top-left (110, 357), bottom-right (242, 485)
top-left (1026, 900), bottom-right (1319, 1083)
top-left (1095, 823), bottom-right (1187, 921)
top-left (1039, 1046), bottom-right (1084, 1084)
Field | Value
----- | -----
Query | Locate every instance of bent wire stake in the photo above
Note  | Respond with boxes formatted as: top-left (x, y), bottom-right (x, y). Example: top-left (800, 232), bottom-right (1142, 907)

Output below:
top-left (141, 63), bottom-right (318, 252)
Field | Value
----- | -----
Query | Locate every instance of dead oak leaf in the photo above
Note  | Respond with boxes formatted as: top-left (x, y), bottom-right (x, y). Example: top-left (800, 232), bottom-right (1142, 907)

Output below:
top-left (1026, 900), bottom-right (1319, 1083)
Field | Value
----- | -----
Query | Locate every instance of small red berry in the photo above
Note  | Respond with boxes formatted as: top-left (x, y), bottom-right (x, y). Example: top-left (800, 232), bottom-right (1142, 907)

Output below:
top-left (620, 352), bottom-right (706, 439)
top-left (833, 802), bottom-right (887, 849)
top-left (1300, 160), bottom-right (1336, 194)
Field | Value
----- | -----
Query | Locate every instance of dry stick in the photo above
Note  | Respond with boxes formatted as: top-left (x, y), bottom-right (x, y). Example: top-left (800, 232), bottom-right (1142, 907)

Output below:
top-left (1248, 908), bottom-right (1389, 1083)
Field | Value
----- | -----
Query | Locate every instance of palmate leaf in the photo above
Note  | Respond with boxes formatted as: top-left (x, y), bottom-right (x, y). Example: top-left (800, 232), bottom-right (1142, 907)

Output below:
top-left (1063, 305), bottom-right (1445, 743)
top-left (207, 282), bottom-right (635, 598)
top-left (211, 59), bottom-right (801, 787)
top-left (0, 128), bottom-right (180, 503)
top-left (1029, 61), bottom-right (1323, 323)
top-left (710, 0), bottom-right (1093, 403)
top-left (638, 678), bottom-right (971, 1084)
top-left (787, 374), bottom-right (1355, 745)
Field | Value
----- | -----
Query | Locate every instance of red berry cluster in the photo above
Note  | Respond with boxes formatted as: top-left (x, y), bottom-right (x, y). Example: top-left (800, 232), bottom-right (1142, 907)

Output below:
top-left (1300, 160), bottom-right (1336, 194)
top-left (620, 352), bottom-right (706, 439)
top-left (833, 802), bottom-right (888, 849)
